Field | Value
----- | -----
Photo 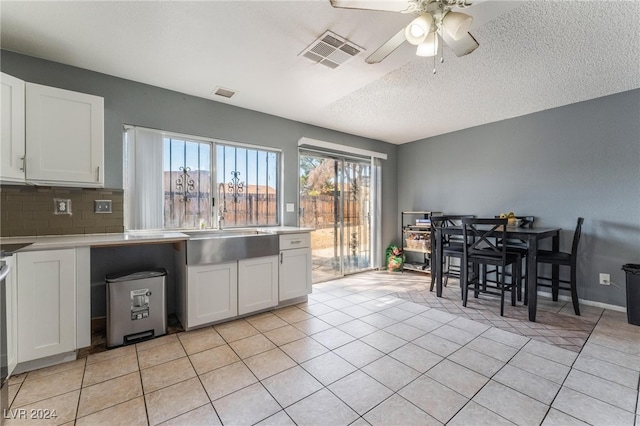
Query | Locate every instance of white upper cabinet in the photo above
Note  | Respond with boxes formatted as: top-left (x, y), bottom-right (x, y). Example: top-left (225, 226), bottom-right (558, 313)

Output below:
top-left (26, 82), bottom-right (104, 187)
top-left (1, 72), bottom-right (26, 183)
top-left (0, 72), bottom-right (104, 187)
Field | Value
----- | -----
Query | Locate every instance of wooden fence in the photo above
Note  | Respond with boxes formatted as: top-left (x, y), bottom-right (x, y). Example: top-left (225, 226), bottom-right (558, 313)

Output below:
top-left (163, 192), bottom-right (366, 228)
top-left (300, 194), bottom-right (366, 229)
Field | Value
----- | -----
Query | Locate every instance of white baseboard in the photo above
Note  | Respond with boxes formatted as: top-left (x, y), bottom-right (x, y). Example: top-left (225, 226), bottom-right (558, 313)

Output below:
top-left (537, 291), bottom-right (626, 313)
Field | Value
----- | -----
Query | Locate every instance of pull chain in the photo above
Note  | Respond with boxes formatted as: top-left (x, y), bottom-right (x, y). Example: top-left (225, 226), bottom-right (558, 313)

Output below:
top-left (433, 48), bottom-right (436, 74)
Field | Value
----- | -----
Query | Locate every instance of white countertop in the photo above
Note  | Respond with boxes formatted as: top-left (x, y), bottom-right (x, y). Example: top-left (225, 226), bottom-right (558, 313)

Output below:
top-left (0, 227), bottom-right (315, 250)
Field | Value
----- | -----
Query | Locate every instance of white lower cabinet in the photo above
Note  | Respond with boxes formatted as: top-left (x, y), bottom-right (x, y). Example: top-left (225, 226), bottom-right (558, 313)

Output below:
top-left (238, 256), bottom-right (278, 315)
top-left (5, 255), bottom-right (17, 376)
top-left (279, 248), bottom-right (312, 301)
top-left (279, 233), bottom-right (312, 302)
top-left (186, 261), bottom-right (238, 328)
top-left (16, 249), bottom-right (77, 362)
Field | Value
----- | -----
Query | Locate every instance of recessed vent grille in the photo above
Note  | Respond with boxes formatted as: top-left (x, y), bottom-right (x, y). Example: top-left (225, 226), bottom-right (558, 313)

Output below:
top-left (214, 87), bottom-right (237, 98)
top-left (299, 31), bottom-right (363, 69)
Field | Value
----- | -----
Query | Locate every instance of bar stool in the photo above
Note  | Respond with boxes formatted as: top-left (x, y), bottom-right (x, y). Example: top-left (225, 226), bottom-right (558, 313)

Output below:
top-left (536, 217), bottom-right (584, 315)
top-left (429, 215), bottom-right (475, 293)
top-left (461, 218), bottom-right (522, 316)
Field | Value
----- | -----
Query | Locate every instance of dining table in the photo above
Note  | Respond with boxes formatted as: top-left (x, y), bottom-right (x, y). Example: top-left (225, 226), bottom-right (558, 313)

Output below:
top-left (433, 224), bottom-right (562, 322)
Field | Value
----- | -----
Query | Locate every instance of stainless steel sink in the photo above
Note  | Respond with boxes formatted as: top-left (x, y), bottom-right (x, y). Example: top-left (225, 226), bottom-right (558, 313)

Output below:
top-left (185, 229), bottom-right (278, 265)
top-left (185, 229), bottom-right (261, 240)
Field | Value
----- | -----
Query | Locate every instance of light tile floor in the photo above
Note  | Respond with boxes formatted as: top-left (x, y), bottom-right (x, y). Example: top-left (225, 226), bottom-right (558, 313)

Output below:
top-left (6, 271), bottom-right (640, 425)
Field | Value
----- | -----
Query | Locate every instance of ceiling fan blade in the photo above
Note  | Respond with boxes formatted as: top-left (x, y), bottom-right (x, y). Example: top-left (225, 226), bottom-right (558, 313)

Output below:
top-left (365, 28), bottom-right (406, 63)
top-left (330, 0), bottom-right (411, 13)
top-left (440, 30), bottom-right (479, 57)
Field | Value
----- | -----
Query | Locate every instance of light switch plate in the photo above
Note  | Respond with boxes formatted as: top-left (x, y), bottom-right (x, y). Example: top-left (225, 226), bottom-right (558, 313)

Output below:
top-left (286, 203), bottom-right (295, 213)
top-left (95, 200), bottom-right (112, 213)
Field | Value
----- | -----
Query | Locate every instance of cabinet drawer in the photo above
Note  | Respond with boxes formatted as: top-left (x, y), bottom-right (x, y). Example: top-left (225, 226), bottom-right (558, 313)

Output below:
top-left (279, 233), bottom-right (310, 250)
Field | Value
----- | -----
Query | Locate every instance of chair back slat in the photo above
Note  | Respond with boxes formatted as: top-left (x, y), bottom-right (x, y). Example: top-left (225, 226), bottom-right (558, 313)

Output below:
top-left (437, 215), bottom-right (475, 245)
top-left (431, 215), bottom-right (475, 242)
top-left (571, 217), bottom-right (585, 260)
top-left (443, 215), bottom-right (475, 227)
top-left (462, 218), bottom-right (508, 260)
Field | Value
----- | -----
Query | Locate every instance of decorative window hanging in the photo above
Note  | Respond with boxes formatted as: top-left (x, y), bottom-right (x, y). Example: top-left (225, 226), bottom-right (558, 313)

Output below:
top-left (176, 166), bottom-right (195, 203)
top-left (227, 171), bottom-right (244, 203)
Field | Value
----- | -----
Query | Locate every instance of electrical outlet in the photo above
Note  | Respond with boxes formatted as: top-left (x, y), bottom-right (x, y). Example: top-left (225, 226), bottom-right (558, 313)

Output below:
top-left (286, 203), bottom-right (295, 213)
top-left (53, 198), bottom-right (72, 215)
top-left (599, 273), bottom-right (610, 285)
top-left (94, 200), bottom-right (112, 213)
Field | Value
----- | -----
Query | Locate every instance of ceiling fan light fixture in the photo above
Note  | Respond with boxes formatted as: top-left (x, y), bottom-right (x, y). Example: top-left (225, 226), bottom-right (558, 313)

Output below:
top-left (443, 11), bottom-right (473, 40)
top-left (416, 32), bottom-right (439, 57)
top-left (404, 13), bottom-right (432, 45)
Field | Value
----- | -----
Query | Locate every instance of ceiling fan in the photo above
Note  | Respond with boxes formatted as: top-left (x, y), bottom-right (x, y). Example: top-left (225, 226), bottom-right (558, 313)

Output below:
top-left (330, 0), bottom-right (488, 65)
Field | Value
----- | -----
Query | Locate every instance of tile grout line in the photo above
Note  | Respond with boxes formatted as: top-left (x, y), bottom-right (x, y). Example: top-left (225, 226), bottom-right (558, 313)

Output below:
top-left (9, 272), bottom-right (637, 425)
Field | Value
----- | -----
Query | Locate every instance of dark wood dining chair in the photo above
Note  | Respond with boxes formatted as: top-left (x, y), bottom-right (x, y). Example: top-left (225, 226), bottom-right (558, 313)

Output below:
top-left (492, 215), bottom-right (535, 304)
top-left (536, 217), bottom-right (584, 315)
top-left (429, 215), bottom-right (475, 292)
top-left (461, 218), bottom-right (521, 316)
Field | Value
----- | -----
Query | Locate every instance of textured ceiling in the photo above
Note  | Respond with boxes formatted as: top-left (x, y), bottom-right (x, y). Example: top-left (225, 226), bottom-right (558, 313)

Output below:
top-left (1, 1), bottom-right (639, 144)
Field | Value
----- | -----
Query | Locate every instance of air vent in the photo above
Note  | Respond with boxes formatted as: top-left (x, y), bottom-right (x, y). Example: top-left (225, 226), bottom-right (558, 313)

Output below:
top-left (299, 31), bottom-right (363, 69)
top-left (214, 87), bottom-right (237, 98)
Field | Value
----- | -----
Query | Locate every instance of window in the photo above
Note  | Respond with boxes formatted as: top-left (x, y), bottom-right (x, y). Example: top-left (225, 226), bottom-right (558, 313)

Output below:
top-left (164, 138), bottom-right (212, 229)
top-left (217, 144), bottom-right (279, 227)
top-left (124, 126), bottom-right (280, 230)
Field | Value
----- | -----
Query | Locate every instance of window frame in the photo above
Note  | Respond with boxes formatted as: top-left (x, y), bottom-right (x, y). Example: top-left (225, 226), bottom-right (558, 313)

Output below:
top-left (215, 141), bottom-right (282, 229)
top-left (123, 125), bottom-right (283, 231)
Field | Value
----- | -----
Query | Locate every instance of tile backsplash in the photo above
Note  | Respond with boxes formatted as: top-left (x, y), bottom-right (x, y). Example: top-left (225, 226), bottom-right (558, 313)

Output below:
top-left (0, 185), bottom-right (124, 237)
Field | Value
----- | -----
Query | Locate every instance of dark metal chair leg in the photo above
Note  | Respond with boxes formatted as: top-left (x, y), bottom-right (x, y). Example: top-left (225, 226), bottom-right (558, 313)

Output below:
top-left (500, 274), bottom-right (506, 317)
top-left (570, 264), bottom-right (580, 315)
top-left (552, 264), bottom-right (560, 301)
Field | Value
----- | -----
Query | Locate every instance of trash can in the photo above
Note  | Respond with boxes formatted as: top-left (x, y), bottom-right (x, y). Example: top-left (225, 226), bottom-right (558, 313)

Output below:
top-left (106, 268), bottom-right (167, 347)
top-left (622, 264), bottom-right (640, 326)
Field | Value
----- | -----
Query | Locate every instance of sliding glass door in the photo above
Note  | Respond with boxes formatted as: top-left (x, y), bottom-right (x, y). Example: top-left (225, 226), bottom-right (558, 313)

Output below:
top-left (299, 150), bottom-right (372, 283)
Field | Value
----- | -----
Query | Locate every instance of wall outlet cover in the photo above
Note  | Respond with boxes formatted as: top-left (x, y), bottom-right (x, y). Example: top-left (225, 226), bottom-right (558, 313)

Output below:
top-left (599, 273), bottom-right (610, 285)
top-left (286, 203), bottom-right (295, 213)
top-left (53, 198), bottom-right (72, 215)
top-left (95, 200), bottom-right (113, 214)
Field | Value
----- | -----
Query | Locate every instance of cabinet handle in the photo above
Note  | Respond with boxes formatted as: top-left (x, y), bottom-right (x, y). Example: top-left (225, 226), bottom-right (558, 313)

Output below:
top-left (291, 240), bottom-right (302, 244)
top-left (20, 156), bottom-right (25, 172)
top-left (96, 166), bottom-right (100, 182)
top-left (280, 253), bottom-right (283, 264)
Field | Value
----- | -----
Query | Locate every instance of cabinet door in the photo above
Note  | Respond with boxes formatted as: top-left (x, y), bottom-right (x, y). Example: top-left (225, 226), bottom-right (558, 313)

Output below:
top-left (238, 256), bottom-right (278, 315)
top-left (1, 72), bottom-right (26, 183)
top-left (17, 249), bottom-right (76, 362)
top-left (187, 262), bottom-right (238, 328)
top-left (279, 248), bottom-right (312, 301)
top-left (5, 255), bottom-right (17, 376)
top-left (25, 83), bottom-right (104, 187)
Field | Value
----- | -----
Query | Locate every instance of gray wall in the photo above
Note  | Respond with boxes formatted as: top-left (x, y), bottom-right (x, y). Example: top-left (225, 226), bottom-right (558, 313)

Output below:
top-left (0, 50), bottom-right (398, 252)
top-left (398, 89), bottom-right (640, 308)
